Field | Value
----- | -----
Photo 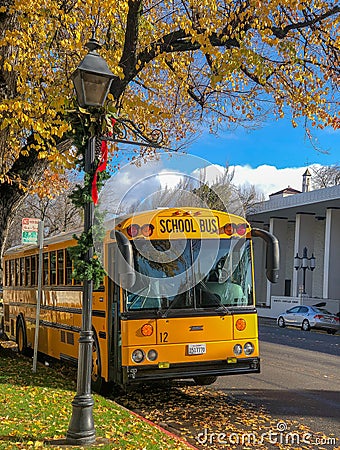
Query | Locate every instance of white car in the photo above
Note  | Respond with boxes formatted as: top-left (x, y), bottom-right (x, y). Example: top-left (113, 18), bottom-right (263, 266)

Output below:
top-left (277, 305), bottom-right (339, 334)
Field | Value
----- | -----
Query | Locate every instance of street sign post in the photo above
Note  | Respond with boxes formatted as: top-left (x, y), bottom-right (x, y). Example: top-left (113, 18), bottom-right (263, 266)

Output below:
top-left (32, 220), bottom-right (44, 373)
top-left (22, 218), bottom-right (40, 245)
top-left (22, 218), bottom-right (44, 373)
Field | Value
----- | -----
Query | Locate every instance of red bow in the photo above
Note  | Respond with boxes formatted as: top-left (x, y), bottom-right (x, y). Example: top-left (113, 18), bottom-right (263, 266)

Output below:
top-left (91, 140), bottom-right (108, 205)
top-left (91, 118), bottom-right (116, 205)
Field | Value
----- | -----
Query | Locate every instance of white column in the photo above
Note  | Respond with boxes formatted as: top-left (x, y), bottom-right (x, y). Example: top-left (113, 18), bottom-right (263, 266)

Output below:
top-left (323, 209), bottom-right (340, 300)
top-left (293, 213), bottom-right (315, 297)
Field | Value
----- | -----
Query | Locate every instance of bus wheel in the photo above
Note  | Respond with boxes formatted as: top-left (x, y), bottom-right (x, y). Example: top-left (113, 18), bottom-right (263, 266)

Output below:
top-left (193, 376), bottom-right (217, 386)
top-left (91, 331), bottom-right (103, 393)
top-left (16, 317), bottom-right (30, 356)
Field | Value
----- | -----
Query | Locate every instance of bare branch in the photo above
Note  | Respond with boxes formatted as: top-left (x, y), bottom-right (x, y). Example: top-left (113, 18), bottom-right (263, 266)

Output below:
top-left (271, 5), bottom-right (340, 38)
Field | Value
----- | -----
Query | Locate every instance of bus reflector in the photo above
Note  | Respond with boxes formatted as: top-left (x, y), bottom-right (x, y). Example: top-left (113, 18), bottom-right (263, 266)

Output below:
top-left (141, 223), bottom-right (154, 237)
top-left (158, 362), bottom-right (170, 369)
top-left (127, 224), bottom-right (140, 237)
top-left (236, 318), bottom-right (246, 331)
top-left (236, 223), bottom-right (247, 236)
top-left (141, 324), bottom-right (153, 336)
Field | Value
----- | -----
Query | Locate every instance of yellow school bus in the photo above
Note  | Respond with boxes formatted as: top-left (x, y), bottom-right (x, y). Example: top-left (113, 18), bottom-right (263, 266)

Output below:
top-left (2, 207), bottom-right (279, 391)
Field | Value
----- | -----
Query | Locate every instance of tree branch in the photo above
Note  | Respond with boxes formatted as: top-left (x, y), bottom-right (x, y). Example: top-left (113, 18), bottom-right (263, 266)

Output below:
top-left (109, 3), bottom-right (340, 103)
top-left (271, 5), bottom-right (340, 38)
top-left (110, 0), bottom-right (143, 100)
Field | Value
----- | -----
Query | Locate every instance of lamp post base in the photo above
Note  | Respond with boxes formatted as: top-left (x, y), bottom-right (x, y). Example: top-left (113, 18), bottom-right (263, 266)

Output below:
top-left (66, 394), bottom-right (96, 445)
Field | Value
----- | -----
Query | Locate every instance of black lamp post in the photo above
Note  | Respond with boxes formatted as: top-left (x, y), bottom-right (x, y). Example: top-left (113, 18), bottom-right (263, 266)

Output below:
top-left (66, 31), bottom-right (114, 446)
top-left (294, 247), bottom-right (316, 295)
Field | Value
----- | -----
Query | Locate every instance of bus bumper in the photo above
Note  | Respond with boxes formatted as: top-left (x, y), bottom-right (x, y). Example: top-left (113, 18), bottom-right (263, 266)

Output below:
top-left (123, 357), bottom-right (260, 383)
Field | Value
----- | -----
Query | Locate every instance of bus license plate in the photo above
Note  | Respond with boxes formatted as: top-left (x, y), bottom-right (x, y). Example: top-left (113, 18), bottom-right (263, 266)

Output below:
top-left (188, 343), bottom-right (206, 355)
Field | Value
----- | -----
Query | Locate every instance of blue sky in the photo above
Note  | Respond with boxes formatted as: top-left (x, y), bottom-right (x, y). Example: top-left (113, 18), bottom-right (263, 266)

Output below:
top-left (188, 117), bottom-right (340, 169)
top-left (109, 116), bottom-right (340, 202)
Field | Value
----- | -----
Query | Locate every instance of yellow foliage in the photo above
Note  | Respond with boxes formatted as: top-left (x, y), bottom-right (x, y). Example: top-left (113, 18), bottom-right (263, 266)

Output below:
top-left (0, 0), bottom-right (339, 194)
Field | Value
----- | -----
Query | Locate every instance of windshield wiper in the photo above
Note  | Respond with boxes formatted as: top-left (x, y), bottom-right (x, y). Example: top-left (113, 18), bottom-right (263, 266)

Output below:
top-left (215, 304), bottom-right (231, 315)
top-left (158, 294), bottom-right (186, 318)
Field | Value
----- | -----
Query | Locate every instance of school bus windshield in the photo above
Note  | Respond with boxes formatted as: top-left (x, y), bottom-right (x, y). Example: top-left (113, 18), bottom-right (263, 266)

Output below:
top-left (126, 238), bottom-right (253, 312)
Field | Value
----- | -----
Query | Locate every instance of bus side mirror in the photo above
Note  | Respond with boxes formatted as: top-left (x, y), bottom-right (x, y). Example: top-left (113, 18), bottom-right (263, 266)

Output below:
top-left (115, 231), bottom-right (136, 289)
top-left (251, 228), bottom-right (279, 283)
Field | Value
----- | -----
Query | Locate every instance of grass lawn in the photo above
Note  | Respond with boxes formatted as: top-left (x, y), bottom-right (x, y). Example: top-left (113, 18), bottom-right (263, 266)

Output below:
top-left (0, 343), bottom-right (191, 450)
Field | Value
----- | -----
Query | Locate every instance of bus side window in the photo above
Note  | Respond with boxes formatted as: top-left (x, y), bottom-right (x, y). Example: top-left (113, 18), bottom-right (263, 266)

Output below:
top-left (8, 260), bottom-right (13, 286)
top-left (31, 255), bottom-right (37, 286)
top-left (25, 257), bottom-right (31, 286)
top-left (57, 249), bottom-right (65, 285)
top-left (5, 260), bottom-right (10, 286)
top-left (43, 252), bottom-right (49, 285)
top-left (50, 251), bottom-right (57, 285)
top-left (9, 260), bottom-right (14, 286)
top-left (65, 250), bottom-right (73, 285)
top-left (15, 259), bottom-right (20, 286)
top-left (4, 260), bottom-right (6, 286)
top-left (19, 258), bottom-right (24, 286)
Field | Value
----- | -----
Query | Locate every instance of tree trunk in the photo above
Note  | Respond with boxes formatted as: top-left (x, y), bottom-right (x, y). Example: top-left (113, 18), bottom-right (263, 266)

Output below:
top-left (0, 150), bottom-right (47, 261)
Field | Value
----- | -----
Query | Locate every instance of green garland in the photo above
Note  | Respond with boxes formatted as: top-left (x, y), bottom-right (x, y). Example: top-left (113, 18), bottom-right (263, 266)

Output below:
top-left (67, 225), bottom-right (106, 291)
top-left (68, 104), bottom-right (118, 290)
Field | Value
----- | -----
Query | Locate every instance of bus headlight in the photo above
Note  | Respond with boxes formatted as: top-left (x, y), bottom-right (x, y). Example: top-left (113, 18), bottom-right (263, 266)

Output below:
top-left (233, 344), bottom-right (242, 356)
top-left (132, 349), bottom-right (145, 363)
top-left (244, 342), bottom-right (254, 355)
top-left (147, 349), bottom-right (158, 361)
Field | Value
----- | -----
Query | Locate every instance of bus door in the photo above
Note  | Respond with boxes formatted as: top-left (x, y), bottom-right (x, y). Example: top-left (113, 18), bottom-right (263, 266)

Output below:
top-left (108, 243), bottom-right (122, 385)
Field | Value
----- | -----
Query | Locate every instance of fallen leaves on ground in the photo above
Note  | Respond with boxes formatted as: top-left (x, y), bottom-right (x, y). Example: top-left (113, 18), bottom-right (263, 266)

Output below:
top-left (115, 382), bottom-right (339, 450)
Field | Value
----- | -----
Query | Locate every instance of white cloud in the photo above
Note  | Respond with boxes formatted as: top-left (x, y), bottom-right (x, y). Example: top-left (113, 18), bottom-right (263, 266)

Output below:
top-left (100, 151), bottom-right (319, 217)
top-left (192, 163), bottom-right (317, 199)
top-left (158, 170), bottom-right (184, 189)
top-left (232, 164), bottom-right (308, 198)
top-left (191, 164), bottom-right (227, 183)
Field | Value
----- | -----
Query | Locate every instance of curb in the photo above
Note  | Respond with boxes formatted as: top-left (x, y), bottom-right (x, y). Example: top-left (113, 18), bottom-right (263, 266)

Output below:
top-left (258, 317), bottom-right (277, 327)
top-left (118, 402), bottom-right (198, 449)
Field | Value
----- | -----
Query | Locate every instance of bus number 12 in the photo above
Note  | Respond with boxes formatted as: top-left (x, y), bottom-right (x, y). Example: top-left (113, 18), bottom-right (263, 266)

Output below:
top-left (160, 332), bottom-right (168, 343)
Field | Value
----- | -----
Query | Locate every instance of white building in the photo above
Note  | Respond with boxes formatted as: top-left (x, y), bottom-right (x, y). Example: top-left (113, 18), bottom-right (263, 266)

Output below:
top-left (248, 170), bottom-right (340, 318)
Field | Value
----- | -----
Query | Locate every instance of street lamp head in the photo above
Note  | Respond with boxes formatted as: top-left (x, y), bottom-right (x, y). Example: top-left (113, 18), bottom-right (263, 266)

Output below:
top-left (294, 253), bottom-right (300, 270)
top-left (71, 30), bottom-right (114, 108)
top-left (310, 253), bottom-right (316, 271)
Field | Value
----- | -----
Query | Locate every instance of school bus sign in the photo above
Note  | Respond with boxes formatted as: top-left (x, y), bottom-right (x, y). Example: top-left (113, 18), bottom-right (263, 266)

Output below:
top-left (22, 218), bottom-right (39, 245)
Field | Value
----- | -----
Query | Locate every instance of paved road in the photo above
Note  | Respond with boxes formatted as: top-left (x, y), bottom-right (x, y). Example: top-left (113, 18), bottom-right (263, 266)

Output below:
top-left (214, 321), bottom-right (340, 444)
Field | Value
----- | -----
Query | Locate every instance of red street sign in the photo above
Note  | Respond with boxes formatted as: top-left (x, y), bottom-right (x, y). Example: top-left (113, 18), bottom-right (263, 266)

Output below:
top-left (22, 218), bottom-right (39, 232)
top-left (22, 218), bottom-right (40, 244)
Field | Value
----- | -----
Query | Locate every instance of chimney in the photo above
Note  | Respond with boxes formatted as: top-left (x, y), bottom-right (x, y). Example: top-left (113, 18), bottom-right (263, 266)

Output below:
top-left (302, 168), bottom-right (311, 193)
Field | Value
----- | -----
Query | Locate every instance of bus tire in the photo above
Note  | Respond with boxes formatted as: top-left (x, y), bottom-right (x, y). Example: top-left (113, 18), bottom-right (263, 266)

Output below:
top-left (16, 317), bottom-right (31, 356)
top-left (91, 330), bottom-right (103, 393)
top-left (193, 376), bottom-right (218, 386)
